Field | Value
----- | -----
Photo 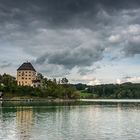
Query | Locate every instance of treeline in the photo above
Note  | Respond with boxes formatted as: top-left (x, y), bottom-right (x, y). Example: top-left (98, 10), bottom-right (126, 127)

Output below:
top-left (0, 74), bottom-right (80, 99)
top-left (74, 83), bottom-right (140, 99)
top-left (1, 73), bottom-right (140, 99)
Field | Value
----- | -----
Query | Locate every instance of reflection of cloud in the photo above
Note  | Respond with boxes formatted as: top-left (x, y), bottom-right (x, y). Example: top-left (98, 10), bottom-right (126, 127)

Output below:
top-left (16, 107), bottom-right (33, 140)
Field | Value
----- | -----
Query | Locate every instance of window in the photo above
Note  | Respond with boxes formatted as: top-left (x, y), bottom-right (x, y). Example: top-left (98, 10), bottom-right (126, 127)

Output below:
top-left (22, 72), bottom-right (24, 76)
top-left (22, 77), bottom-right (24, 80)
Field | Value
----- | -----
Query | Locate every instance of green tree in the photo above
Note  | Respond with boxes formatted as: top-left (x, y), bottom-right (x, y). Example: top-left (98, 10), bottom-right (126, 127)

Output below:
top-left (61, 78), bottom-right (68, 84)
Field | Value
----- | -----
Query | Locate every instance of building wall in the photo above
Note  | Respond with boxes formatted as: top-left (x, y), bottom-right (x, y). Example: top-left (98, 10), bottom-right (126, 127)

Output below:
top-left (17, 70), bottom-right (36, 86)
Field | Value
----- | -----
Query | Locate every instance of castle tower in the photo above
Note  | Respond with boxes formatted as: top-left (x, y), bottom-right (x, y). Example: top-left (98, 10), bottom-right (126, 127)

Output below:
top-left (17, 62), bottom-right (37, 86)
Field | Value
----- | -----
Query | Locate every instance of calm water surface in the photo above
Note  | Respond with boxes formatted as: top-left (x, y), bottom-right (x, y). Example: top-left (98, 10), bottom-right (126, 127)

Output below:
top-left (0, 101), bottom-right (140, 140)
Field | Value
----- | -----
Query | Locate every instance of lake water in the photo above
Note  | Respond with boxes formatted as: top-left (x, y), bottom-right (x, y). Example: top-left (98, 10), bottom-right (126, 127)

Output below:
top-left (0, 100), bottom-right (140, 140)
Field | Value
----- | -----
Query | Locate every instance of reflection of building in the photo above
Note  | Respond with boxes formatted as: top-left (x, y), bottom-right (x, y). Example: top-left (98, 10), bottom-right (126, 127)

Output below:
top-left (16, 107), bottom-right (33, 140)
top-left (17, 62), bottom-right (37, 86)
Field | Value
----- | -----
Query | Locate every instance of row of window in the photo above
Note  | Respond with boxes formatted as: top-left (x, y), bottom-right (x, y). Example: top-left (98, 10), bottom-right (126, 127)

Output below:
top-left (18, 81), bottom-right (28, 84)
top-left (21, 77), bottom-right (32, 80)
top-left (18, 75), bottom-right (34, 77)
top-left (18, 71), bottom-right (33, 73)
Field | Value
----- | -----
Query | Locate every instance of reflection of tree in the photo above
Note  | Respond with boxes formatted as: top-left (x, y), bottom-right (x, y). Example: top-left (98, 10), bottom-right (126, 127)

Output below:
top-left (16, 107), bottom-right (33, 140)
top-left (0, 101), bottom-right (2, 106)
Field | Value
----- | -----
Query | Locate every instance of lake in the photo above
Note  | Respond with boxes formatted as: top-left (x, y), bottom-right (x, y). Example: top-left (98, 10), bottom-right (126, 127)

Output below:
top-left (0, 100), bottom-right (140, 140)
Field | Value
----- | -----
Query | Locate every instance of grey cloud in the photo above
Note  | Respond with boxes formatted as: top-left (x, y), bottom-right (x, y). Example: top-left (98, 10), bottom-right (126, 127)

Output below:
top-left (35, 63), bottom-right (70, 77)
top-left (121, 76), bottom-right (140, 83)
top-left (1, 0), bottom-right (140, 29)
top-left (0, 62), bottom-right (12, 68)
top-left (123, 41), bottom-right (140, 57)
top-left (35, 54), bottom-right (48, 65)
top-left (0, 0), bottom-right (140, 78)
top-left (108, 24), bottom-right (140, 57)
top-left (79, 65), bottom-right (101, 75)
top-left (35, 42), bottom-right (104, 69)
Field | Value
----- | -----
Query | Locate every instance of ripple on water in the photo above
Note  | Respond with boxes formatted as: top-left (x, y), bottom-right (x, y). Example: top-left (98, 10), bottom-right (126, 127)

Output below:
top-left (0, 102), bottom-right (140, 140)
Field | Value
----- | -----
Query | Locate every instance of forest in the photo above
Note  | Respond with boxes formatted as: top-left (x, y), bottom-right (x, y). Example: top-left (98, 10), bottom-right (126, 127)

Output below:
top-left (75, 83), bottom-right (140, 99)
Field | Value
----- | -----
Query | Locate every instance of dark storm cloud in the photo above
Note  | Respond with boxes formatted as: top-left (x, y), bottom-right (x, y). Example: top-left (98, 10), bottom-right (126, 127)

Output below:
top-left (35, 42), bottom-right (104, 69)
top-left (123, 41), bottom-right (140, 57)
top-left (0, 0), bottom-right (140, 77)
top-left (48, 46), bottom-right (104, 69)
top-left (1, 0), bottom-right (140, 28)
top-left (108, 24), bottom-right (140, 57)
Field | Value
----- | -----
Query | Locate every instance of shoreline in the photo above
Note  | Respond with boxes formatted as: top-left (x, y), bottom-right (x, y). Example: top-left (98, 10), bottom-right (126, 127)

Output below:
top-left (0, 97), bottom-right (78, 102)
top-left (1, 98), bottom-right (140, 103)
top-left (80, 99), bottom-right (140, 103)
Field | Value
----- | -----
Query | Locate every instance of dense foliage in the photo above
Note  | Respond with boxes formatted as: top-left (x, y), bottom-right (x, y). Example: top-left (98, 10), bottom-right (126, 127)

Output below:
top-left (1, 74), bottom-right (140, 99)
top-left (0, 74), bottom-right (80, 99)
top-left (74, 83), bottom-right (140, 99)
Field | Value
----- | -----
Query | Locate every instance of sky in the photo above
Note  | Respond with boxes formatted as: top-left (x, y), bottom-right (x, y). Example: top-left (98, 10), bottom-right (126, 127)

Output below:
top-left (0, 0), bottom-right (140, 85)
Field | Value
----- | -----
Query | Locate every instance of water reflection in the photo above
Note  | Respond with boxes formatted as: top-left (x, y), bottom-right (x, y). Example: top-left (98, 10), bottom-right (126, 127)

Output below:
top-left (16, 107), bottom-right (33, 140)
top-left (0, 101), bottom-right (140, 140)
top-left (0, 101), bottom-right (2, 105)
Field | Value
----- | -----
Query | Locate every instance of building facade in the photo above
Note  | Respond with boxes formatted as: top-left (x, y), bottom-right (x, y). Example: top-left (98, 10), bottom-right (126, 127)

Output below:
top-left (17, 62), bottom-right (37, 86)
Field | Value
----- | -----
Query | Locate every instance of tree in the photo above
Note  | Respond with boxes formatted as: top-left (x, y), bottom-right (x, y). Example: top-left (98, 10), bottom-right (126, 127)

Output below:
top-left (61, 78), bottom-right (69, 84)
top-left (37, 73), bottom-right (44, 80)
top-left (53, 78), bottom-right (57, 84)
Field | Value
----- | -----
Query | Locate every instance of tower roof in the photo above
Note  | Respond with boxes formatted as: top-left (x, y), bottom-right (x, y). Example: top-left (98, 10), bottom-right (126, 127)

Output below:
top-left (17, 62), bottom-right (36, 71)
